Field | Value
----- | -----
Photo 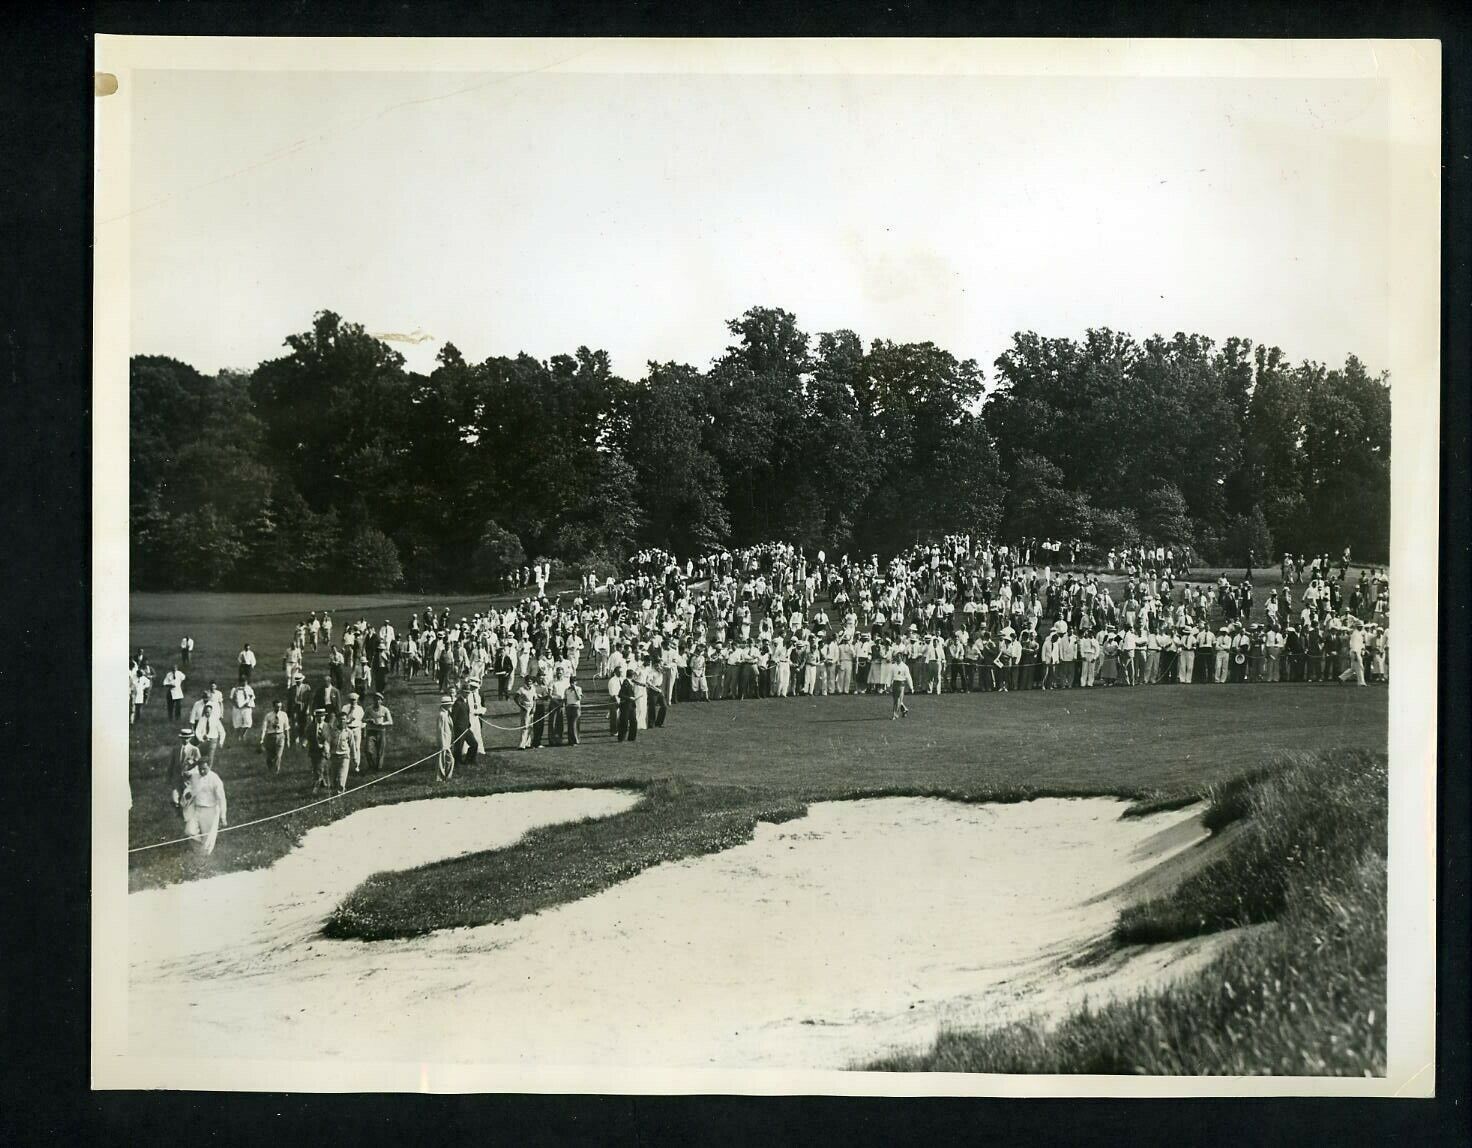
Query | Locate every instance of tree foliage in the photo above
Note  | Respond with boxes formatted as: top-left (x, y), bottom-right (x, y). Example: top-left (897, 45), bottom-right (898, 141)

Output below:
top-left (129, 309), bottom-right (1391, 590)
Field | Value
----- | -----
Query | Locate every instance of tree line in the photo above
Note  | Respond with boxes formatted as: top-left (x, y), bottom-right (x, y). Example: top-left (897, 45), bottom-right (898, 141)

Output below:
top-left (129, 307), bottom-right (1390, 592)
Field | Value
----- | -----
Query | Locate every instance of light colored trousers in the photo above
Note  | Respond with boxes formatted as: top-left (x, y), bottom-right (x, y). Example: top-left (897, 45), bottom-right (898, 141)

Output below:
top-left (184, 803), bottom-right (221, 854)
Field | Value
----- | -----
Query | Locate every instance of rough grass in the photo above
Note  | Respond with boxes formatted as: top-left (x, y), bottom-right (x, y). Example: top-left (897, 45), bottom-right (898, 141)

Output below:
top-left (869, 748), bottom-right (1388, 1075)
top-left (1116, 751), bottom-right (1383, 943)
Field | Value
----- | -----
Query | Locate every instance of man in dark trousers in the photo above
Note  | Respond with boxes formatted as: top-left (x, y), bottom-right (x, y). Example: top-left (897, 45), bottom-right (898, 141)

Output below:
top-left (563, 677), bottom-right (583, 746)
top-left (1284, 625), bottom-right (1305, 682)
top-left (531, 679), bottom-right (550, 749)
top-left (363, 691), bottom-right (393, 772)
top-left (1306, 626), bottom-right (1325, 682)
top-left (646, 666), bottom-right (668, 729)
top-left (617, 672), bottom-right (638, 742)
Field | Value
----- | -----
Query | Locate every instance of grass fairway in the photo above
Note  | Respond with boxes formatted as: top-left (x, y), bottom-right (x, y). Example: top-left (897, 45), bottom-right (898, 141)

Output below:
top-left (129, 591), bottom-right (1386, 901)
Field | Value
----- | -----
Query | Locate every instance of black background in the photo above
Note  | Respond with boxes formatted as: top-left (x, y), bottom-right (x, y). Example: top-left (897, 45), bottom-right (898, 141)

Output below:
top-left (2, 3), bottom-right (1467, 1142)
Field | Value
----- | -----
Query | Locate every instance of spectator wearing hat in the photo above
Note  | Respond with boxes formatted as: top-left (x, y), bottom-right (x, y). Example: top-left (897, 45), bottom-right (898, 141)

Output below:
top-left (436, 694), bottom-right (458, 777)
top-left (689, 646), bottom-right (710, 700)
top-left (1058, 626), bottom-right (1078, 689)
top-left (889, 650), bottom-right (913, 719)
top-left (1142, 628), bottom-right (1161, 685)
top-left (563, 676), bottom-right (584, 745)
top-left (1118, 627), bottom-right (1137, 686)
top-left (341, 691), bottom-right (365, 773)
top-left (1177, 625), bottom-right (1197, 684)
top-left (1213, 627), bottom-right (1232, 683)
top-left (171, 726), bottom-right (201, 787)
top-left (308, 708), bottom-right (331, 791)
top-left (531, 677), bottom-right (552, 747)
top-left (1265, 624), bottom-right (1285, 682)
top-left (1338, 620), bottom-right (1368, 685)
top-left (1306, 625), bottom-right (1325, 682)
top-left (1021, 630), bottom-right (1041, 689)
top-left (1078, 628), bottom-right (1100, 688)
top-left (465, 679), bottom-right (486, 760)
top-left (258, 699), bottom-right (291, 774)
top-left (325, 711), bottom-right (352, 794)
top-left (290, 672), bottom-right (314, 739)
top-left (1283, 625), bottom-right (1304, 682)
top-left (616, 670), bottom-right (638, 742)
top-left (637, 661), bottom-right (663, 728)
top-left (192, 700), bottom-right (226, 767)
top-left (173, 753), bottom-right (227, 855)
top-left (363, 691), bottom-right (394, 772)
top-left (1247, 627), bottom-right (1266, 683)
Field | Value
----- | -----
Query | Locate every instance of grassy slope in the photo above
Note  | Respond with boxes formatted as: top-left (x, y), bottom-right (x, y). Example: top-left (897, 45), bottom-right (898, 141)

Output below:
top-left (869, 749), bottom-right (1388, 1075)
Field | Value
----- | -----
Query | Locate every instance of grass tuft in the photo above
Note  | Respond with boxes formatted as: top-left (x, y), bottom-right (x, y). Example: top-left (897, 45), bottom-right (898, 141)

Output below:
top-left (1116, 750), bottom-right (1385, 943)
top-left (323, 783), bottom-right (809, 940)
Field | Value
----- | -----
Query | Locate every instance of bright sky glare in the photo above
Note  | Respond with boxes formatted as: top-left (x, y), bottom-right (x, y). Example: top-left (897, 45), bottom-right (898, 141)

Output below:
top-left (125, 68), bottom-right (1391, 380)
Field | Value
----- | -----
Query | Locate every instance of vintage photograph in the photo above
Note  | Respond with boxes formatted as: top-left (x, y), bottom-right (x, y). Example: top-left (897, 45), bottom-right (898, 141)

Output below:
top-left (92, 38), bottom-right (1440, 1094)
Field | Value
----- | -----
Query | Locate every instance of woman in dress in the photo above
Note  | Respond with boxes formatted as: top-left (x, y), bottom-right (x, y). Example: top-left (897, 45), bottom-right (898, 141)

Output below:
top-left (868, 635), bottom-right (891, 694)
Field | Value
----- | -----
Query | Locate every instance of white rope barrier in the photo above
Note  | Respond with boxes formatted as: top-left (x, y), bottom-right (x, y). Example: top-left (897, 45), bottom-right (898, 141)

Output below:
top-left (128, 726), bottom-right (471, 855)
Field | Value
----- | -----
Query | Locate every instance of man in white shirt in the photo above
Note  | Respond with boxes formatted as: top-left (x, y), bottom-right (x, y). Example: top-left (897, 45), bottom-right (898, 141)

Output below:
top-left (1209, 627), bottom-right (1229, 683)
top-left (1338, 622), bottom-right (1368, 685)
top-left (162, 664), bottom-right (187, 721)
top-left (192, 702), bottom-right (226, 766)
top-left (1078, 630), bottom-right (1100, 688)
top-left (230, 681), bottom-right (256, 731)
top-left (237, 642), bottom-right (257, 684)
top-left (259, 699), bottom-right (291, 774)
top-left (174, 756), bottom-right (227, 855)
top-left (130, 665), bottom-right (150, 724)
top-left (341, 692), bottom-right (365, 773)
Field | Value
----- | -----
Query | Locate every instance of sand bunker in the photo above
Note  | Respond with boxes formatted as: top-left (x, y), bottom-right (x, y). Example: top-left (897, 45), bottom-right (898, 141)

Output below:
top-left (128, 787), bottom-right (641, 973)
top-left (128, 795), bottom-right (1234, 1071)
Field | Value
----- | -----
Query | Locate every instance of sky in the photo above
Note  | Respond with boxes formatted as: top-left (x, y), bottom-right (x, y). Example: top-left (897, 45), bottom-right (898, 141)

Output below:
top-left (121, 67), bottom-right (1391, 382)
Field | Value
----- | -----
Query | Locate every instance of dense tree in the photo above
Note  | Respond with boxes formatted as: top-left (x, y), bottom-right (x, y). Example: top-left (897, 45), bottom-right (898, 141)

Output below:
top-left (129, 308), bottom-right (1392, 590)
top-left (607, 362), bottom-right (730, 554)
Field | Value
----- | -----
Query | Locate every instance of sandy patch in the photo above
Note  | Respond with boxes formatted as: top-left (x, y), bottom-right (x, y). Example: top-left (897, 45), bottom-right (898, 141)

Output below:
top-left (128, 795), bottom-right (1234, 1070)
top-left (128, 788), bottom-right (641, 974)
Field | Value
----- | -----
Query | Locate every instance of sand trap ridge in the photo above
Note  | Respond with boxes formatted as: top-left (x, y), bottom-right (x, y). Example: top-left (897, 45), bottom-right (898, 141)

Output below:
top-left (128, 793), bottom-right (1229, 1070)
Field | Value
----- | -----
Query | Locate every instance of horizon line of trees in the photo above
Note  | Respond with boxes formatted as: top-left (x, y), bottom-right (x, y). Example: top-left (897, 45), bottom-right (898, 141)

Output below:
top-left (130, 307), bottom-right (1390, 593)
